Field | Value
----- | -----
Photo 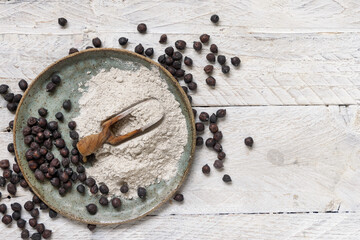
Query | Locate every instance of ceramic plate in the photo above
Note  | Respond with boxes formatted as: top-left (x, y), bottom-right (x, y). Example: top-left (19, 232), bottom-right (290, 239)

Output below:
top-left (13, 48), bottom-right (195, 224)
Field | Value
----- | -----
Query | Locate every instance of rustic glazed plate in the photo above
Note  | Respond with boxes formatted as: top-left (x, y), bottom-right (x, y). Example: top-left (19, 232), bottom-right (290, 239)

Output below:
top-left (13, 48), bottom-right (195, 224)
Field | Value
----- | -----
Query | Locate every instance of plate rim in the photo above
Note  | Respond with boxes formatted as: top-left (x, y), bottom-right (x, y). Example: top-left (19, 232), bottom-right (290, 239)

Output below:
top-left (13, 48), bottom-right (196, 225)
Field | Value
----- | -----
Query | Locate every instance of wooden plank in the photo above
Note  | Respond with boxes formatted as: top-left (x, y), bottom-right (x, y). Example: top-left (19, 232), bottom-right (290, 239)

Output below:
top-left (0, 207), bottom-right (360, 239)
top-left (0, 1), bottom-right (359, 106)
top-left (0, 32), bottom-right (360, 106)
top-left (2, 105), bottom-right (360, 215)
top-left (0, 0), bottom-right (360, 34)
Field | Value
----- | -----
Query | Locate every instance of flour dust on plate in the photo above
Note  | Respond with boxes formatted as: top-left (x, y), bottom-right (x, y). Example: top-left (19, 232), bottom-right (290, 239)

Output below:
top-left (74, 66), bottom-right (188, 199)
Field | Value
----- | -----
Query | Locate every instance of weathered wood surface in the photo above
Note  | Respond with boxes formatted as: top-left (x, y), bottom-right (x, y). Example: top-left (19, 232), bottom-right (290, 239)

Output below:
top-left (1, 0), bottom-right (360, 239)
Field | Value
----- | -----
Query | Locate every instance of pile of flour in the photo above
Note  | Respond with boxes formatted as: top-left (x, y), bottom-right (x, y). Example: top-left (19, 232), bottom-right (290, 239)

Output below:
top-left (74, 66), bottom-right (188, 198)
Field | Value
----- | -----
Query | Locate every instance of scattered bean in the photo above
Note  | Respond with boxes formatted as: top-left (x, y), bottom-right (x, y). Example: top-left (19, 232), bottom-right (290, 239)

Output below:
top-left (99, 184), bottom-right (109, 195)
top-left (50, 178), bottom-right (60, 188)
top-left (11, 202), bottom-right (21, 212)
top-left (159, 34), bottom-right (167, 43)
top-left (7, 102), bottom-right (18, 112)
top-left (137, 187), bottom-right (147, 199)
top-left (32, 195), bottom-right (41, 204)
top-left (7, 182), bottom-right (16, 195)
top-left (54, 138), bottom-right (65, 148)
top-left (173, 51), bottom-right (183, 60)
top-left (38, 108), bottom-right (48, 117)
top-left (244, 137), bottom-right (254, 147)
top-left (87, 224), bottom-right (96, 231)
top-left (20, 179), bottom-right (28, 188)
top-left (42, 229), bottom-right (52, 239)
top-left (173, 193), bottom-right (184, 202)
top-left (188, 82), bottom-right (197, 91)
top-left (99, 196), bottom-right (109, 206)
top-left (85, 177), bottom-right (96, 187)
top-left (90, 184), bottom-right (98, 194)
top-left (213, 142), bottom-right (223, 152)
top-left (35, 169), bottom-right (45, 182)
top-left (196, 136), bottom-right (203, 146)
top-left (46, 82), bottom-right (57, 92)
top-left (213, 159), bottom-right (224, 169)
top-left (137, 23), bottom-right (147, 33)
top-left (118, 37), bottom-right (128, 46)
top-left (55, 112), bottom-right (64, 121)
top-left (4, 93), bottom-right (14, 102)
top-left (175, 40), bottom-right (186, 50)
top-left (58, 17), bottom-right (67, 27)
top-left (30, 208), bottom-right (39, 218)
top-left (92, 37), bottom-right (102, 48)
top-left (145, 48), bottom-right (154, 57)
top-left (86, 204), bottom-right (98, 215)
top-left (77, 184), bottom-right (85, 194)
top-left (0, 84), bottom-right (9, 94)
top-left (68, 121), bottom-right (77, 130)
top-left (158, 54), bottom-right (166, 64)
top-left (120, 184), bottom-right (129, 193)
top-left (206, 53), bottom-right (216, 63)
top-left (51, 75), bottom-right (61, 85)
top-left (184, 56), bottom-right (193, 66)
top-left (175, 69), bottom-right (185, 78)
top-left (222, 174), bottom-right (232, 183)
top-left (0, 159), bottom-right (9, 169)
top-left (213, 131), bottom-right (223, 141)
top-left (210, 44), bottom-right (218, 53)
top-left (18, 79), bottom-right (28, 91)
top-left (134, 44), bottom-right (144, 54)
top-left (49, 209), bottom-right (58, 218)
top-left (209, 123), bottom-right (218, 133)
top-left (70, 130), bottom-right (79, 139)
top-left (0, 204), bottom-right (7, 213)
top-left (193, 41), bottom-right (202, 51)
top-left (205, 138), bottom-right (216, 148)
top-left (21, 229), bottom-right (30, 239)
top-left (200, 34), bottom-right (210, 43)
top-left (17, 219), bottom-right (26, 229)
top-left (206, 76), bottom-right (216, 86)
top-left (216, 109), bottom-right (226, 118)
top-left (199, 112), bottom-right (209, 122)
top-left (69, 48), bottom-right (79, 54)
top-left (13, 94), bottom-right (22, 103)
top-left (111, 197), bottom-right (121, 208)
top-left (172, 60), bottom-right (182, 69)
top-left (12, 211), bottom-right (21, 221)
top-left (202, 164), bottom-right (210, 174)
top-left (204, 65), bottom-right (213, 74)
top-left (63, 100), bottom-right (72, 111)
top-left (195, 122), bottom-right (205, 132)
top-left (2, 215), bottom-right (12, 225)
top-left (31, 233), bottom-right (41, 240)
top-left (0, 177), bottom-right (6, 187)
top-left (222, 65), bottom-right (230, 74)
top-left (210, 14), bottom-right (219, 23)
top-left (231, 57), bottom-right (241, 66)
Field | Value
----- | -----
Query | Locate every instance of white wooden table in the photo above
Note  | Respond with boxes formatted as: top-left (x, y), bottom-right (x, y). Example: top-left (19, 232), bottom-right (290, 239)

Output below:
top-left (1, 0), bottom-right (360, 239)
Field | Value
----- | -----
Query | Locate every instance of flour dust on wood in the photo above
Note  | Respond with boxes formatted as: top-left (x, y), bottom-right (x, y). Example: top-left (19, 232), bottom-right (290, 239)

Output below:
top-left (74, 66), bottom-right (188, 198)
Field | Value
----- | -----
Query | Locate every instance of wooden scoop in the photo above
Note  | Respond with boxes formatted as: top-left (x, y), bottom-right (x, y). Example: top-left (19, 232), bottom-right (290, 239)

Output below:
top-left (77, 100), bottom-right (163, 162)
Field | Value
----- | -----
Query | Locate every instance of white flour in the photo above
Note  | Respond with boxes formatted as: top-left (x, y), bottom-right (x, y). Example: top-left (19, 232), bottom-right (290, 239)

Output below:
top-left (74, 66), bottom-right (188, 198)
